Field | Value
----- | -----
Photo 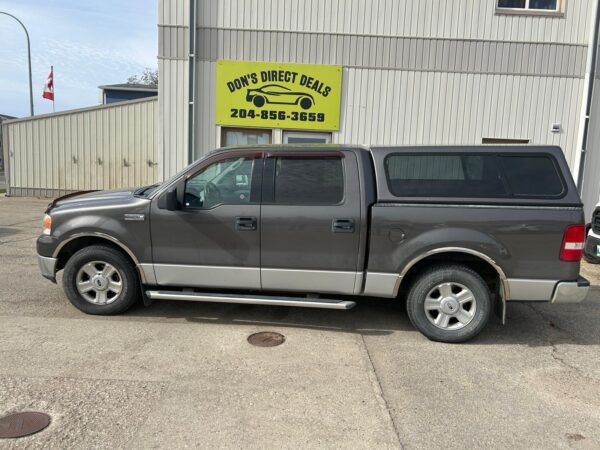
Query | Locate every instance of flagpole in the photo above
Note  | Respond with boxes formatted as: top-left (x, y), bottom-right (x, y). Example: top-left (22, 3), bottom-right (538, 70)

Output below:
top-left (51, 65), bottom-right (55, 113)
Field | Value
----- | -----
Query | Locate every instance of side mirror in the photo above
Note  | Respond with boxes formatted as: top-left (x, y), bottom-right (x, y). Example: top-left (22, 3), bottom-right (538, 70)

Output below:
top-left (158, 187), bottom-right (180, 211)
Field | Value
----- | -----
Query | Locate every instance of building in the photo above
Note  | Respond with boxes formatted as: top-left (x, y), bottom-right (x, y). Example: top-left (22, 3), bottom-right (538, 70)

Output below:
top-left (0, 114), bottom-right (15, 172)
top-left (158, 0), bottom-right (600, 219)
top-left (98, 83), bottom-right (158, 104)
top-left (3, 0), bottom-right (600, 219)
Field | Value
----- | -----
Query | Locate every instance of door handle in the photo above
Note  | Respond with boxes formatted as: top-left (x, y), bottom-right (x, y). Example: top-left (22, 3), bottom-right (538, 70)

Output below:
top-left (235, 216), bottom-right (257, 231)
top-left (332, 218), bottom-right (355, 233)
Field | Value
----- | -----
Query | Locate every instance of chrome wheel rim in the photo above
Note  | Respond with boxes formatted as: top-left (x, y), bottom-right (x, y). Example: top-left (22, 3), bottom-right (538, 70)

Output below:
top-left (424, 282), bottom-right (476, 330)
top-left (76, 261), bottom-right (123, 305)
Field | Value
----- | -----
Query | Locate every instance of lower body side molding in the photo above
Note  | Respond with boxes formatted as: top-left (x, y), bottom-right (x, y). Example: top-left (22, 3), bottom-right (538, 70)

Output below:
top-left (145, 290), bottom-right (357, 310)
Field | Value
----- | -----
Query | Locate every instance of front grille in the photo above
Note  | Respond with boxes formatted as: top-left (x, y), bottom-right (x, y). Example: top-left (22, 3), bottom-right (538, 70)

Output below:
top-left (593, 209), bottom-right (600, 234)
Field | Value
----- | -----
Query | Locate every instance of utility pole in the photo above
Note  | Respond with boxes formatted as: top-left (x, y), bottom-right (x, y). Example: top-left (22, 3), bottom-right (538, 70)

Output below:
top-left (0, 11), bottom-right (34, 116)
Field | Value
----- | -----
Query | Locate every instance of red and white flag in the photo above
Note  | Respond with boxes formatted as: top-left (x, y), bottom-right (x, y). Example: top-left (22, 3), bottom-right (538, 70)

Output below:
top-left (42, 66), bottom-right (54, 101)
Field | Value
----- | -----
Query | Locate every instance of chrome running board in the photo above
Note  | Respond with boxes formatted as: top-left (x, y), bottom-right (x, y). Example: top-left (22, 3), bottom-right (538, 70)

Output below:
top-left (146, 290), bottom-right (356, 310)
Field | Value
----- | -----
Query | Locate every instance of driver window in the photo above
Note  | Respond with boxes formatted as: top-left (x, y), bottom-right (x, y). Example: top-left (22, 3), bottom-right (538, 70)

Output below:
top-left (185, 157), bottom-right (255, 209)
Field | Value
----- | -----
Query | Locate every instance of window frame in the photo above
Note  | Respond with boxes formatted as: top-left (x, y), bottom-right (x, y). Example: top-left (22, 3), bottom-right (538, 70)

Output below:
top-left (220, 126), bottom-right (272, 147)
top-left (262, 152), bottom-right (347, 206)
top-left (495, 0), bottom-right (564, 16)
top-left (182, 152), bottom-right (263, 210)
top-left (382, 152), bottom-right (567, 201)
top-left (282, 131), bottom-right (333, 144)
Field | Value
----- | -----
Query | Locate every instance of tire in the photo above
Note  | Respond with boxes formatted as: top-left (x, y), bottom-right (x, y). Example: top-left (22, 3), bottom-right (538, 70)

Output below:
top-left (252, 96), bottom-right (266, 107)
top-left (584, 252), bottom-right (600, 264)
top-left (299, 97), bottom-right (312, 110)
top-left (63, 245), bottom-right (140, 315)
top-left (406, 264), bottom-right (492, 343)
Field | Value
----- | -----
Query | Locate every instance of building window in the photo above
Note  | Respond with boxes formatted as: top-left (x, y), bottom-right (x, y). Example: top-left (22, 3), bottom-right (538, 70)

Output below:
top-left (221, 127), bottom-right (271, 147)
top-left (282, 131), bottom-right (332, 144)
top-left (496, 0), bottom-right (562, 15)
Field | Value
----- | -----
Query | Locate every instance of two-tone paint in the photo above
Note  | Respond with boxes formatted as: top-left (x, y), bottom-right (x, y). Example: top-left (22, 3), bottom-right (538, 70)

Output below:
top-left (37, 145), bottom-right (589, 310)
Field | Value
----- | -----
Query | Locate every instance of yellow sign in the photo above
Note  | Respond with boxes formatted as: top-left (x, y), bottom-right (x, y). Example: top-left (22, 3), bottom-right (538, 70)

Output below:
top-left (216, 60), bottom-right (342, 131)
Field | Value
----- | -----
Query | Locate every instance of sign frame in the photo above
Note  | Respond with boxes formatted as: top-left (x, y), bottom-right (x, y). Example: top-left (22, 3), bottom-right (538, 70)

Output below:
top-left (215, 60), bottom-right (343, 131)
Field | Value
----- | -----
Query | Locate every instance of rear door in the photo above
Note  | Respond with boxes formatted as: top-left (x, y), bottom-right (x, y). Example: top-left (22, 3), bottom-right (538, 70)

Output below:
top-left (150, 151), bottom-right (263, 289)
top-left (259, 150), bottom-right (362, 295)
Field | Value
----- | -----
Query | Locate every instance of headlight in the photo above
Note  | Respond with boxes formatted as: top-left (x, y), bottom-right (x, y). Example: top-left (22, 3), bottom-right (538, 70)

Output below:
top-left (42, 214), bottom-right (52, 235)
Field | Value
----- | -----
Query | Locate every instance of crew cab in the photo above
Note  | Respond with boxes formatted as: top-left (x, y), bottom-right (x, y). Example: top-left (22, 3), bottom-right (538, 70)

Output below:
top-left (37, 145), bottom-right (590, 342)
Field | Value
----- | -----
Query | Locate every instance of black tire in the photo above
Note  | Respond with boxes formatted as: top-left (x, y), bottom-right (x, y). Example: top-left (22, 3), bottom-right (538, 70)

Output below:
top-left (63, 245), bottom-right (140, 315)
top-left (252, 95), bottom-right (266, 107)
top-left (406, 264), bottom-right (492, 343)
top-left (299, 97), bottom-right (312, 110)
top-left (584, 252), bottom-right (600, 264)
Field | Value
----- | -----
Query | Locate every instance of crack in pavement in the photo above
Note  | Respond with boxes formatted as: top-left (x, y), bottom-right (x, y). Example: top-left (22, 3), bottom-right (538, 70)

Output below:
top-left (526, 304), bottom-right (600, 383)
top-left (358, 333), bottom-right (404, 449)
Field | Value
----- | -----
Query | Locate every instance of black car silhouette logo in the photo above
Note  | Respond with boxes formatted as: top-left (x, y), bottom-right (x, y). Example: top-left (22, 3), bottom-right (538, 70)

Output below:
top-left (246, 84), bottom-right (315, 110)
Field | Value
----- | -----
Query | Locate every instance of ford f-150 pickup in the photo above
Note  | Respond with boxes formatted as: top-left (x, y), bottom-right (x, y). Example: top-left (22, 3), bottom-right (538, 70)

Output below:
top-left (37, 145), bottom-right (590, 342)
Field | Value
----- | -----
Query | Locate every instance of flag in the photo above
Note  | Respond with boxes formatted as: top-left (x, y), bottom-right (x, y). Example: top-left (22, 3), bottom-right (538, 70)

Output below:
top-left (42, 67), bottom-right (54, 101)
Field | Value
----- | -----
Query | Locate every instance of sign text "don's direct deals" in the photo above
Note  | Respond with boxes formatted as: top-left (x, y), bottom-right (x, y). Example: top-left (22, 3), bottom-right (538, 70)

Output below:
top-left (227, 70), bottom-right (332, 97)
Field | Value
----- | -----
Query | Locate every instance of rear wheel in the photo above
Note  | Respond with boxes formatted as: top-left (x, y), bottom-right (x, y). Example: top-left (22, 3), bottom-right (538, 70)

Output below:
top-left (63, 245), bottom-right (140, 315)
top-left (406, 264), bottom-right (492, 343)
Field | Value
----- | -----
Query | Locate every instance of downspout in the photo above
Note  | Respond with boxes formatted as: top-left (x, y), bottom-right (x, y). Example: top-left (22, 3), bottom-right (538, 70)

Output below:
top-left (575, 0), bottom-right (600, 190)
top-left (187, 0), bottom-right (198, 164)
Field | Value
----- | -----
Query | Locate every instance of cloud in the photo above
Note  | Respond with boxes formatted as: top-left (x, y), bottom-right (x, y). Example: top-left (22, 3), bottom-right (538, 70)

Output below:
top-left (0, 0), bottom-right (157, 117)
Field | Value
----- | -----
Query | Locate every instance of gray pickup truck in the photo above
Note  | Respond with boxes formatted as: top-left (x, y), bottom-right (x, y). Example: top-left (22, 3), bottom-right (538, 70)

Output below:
top-left (37, 145), bottom-right (589, 342)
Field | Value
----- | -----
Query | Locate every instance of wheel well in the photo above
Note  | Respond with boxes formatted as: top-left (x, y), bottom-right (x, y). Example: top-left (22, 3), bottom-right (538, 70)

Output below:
top-left (399, 252), bottom-right (503, 300)
top-left (55, 236), bottom-right (137, 272)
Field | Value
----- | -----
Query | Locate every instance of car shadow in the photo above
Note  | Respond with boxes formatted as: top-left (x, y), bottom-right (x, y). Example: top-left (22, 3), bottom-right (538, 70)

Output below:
top-left (123, 294), bottom-right (600, 346)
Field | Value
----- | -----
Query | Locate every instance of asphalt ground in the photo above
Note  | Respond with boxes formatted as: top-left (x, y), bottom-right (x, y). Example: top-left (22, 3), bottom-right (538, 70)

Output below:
top-left (0, 196), bottom-right (599, 449)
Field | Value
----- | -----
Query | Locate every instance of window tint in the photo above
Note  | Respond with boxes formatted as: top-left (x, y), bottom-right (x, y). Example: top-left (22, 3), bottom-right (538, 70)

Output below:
top-left (384, 153), bottom-right (564, 199)
top-left (273, 157), bottom-right (344, 205)
top-left (501, 156), bottom-right (564, 197)
top-left (185, 157), bottom-right (255, 209)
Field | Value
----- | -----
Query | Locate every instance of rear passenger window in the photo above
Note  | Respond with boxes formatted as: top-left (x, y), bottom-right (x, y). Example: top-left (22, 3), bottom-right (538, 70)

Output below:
top-left (384, 153), bottom-right (564, 199)
top-left (273, 157), bottom-right (344, 205)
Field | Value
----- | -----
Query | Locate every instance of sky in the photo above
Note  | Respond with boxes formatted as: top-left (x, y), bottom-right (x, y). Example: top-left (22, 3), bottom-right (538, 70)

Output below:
top-left (0, 0), bottom-right (157, 118)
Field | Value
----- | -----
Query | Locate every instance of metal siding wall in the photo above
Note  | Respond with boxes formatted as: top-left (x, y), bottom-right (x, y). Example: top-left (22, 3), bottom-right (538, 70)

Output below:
top-left (340, 70), bottom-right (583, 167)
top-left (158, 0), bottom-right (593, 175)
top-left (158, 0), bottom-right (190, 179)
top-left (3, 98), bottom-right (158, 197)
top-left (581, 43), bottom-right (600, 220)
top-left (206, 0), bottom-right (591, 45)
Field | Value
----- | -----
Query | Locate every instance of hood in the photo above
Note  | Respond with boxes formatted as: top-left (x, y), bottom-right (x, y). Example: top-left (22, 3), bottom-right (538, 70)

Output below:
top-left (49, 188), bottom-right (136, 211)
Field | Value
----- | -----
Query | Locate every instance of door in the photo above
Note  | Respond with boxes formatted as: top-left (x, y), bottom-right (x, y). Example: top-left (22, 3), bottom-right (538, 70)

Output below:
top-left (260, 151), bottom-right (362, 295)
top-left (150, 152), bottom-right (263, 289)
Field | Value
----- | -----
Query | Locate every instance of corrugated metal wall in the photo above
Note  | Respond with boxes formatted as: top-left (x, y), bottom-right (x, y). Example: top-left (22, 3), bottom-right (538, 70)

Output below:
top-left (158, 0), bottom-right (595, 177)
top-left (581, 39), bottom-right (600, 221)
top-left (2, 98), bottom-right (158, 197)
top-left (158, 0), bottom-right (190, 181)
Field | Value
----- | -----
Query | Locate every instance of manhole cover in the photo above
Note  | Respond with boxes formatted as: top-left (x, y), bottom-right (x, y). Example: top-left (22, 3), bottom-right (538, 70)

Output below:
top-left (0, 412), bottom-right (51, 438)
top-left (247, 331), bottom-right (285, 347)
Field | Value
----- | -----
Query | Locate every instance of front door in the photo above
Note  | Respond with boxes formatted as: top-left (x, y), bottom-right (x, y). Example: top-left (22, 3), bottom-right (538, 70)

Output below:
top-left (150, 152), bottom-right (263, 289)
top-left (259, 150), bottom-right (362, 295)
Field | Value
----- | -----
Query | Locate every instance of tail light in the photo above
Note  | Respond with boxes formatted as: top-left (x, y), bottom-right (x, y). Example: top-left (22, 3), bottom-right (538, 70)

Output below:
top-left (560, 224), bottom-right (585, 262)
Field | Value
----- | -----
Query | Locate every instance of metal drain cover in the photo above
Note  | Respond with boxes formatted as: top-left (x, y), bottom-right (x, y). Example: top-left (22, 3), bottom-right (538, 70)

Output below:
top-left (247, 331), bottom-right (285, 347)
top-left (0, 412), bottom-right (51, 438)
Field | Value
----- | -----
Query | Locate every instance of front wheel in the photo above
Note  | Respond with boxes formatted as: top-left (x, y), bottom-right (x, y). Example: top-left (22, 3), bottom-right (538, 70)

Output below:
top-left (406, 264), bottom-right (492, 343)
top-left (63, 245), bottom-right (140, 315)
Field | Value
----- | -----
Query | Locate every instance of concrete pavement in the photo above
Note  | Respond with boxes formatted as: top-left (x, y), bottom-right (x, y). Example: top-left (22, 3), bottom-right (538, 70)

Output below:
top-left (0, 196), bottom-right (599, 449)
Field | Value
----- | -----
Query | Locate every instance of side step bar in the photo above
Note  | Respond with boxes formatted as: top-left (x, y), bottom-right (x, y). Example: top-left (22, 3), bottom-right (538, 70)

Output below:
top-left (146, 290), bottom-right (356, 310)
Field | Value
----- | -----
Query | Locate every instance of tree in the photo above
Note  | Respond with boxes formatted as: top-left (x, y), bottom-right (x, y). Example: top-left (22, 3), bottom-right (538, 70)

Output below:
top-left (127, 68), bottom-right (158, 86)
